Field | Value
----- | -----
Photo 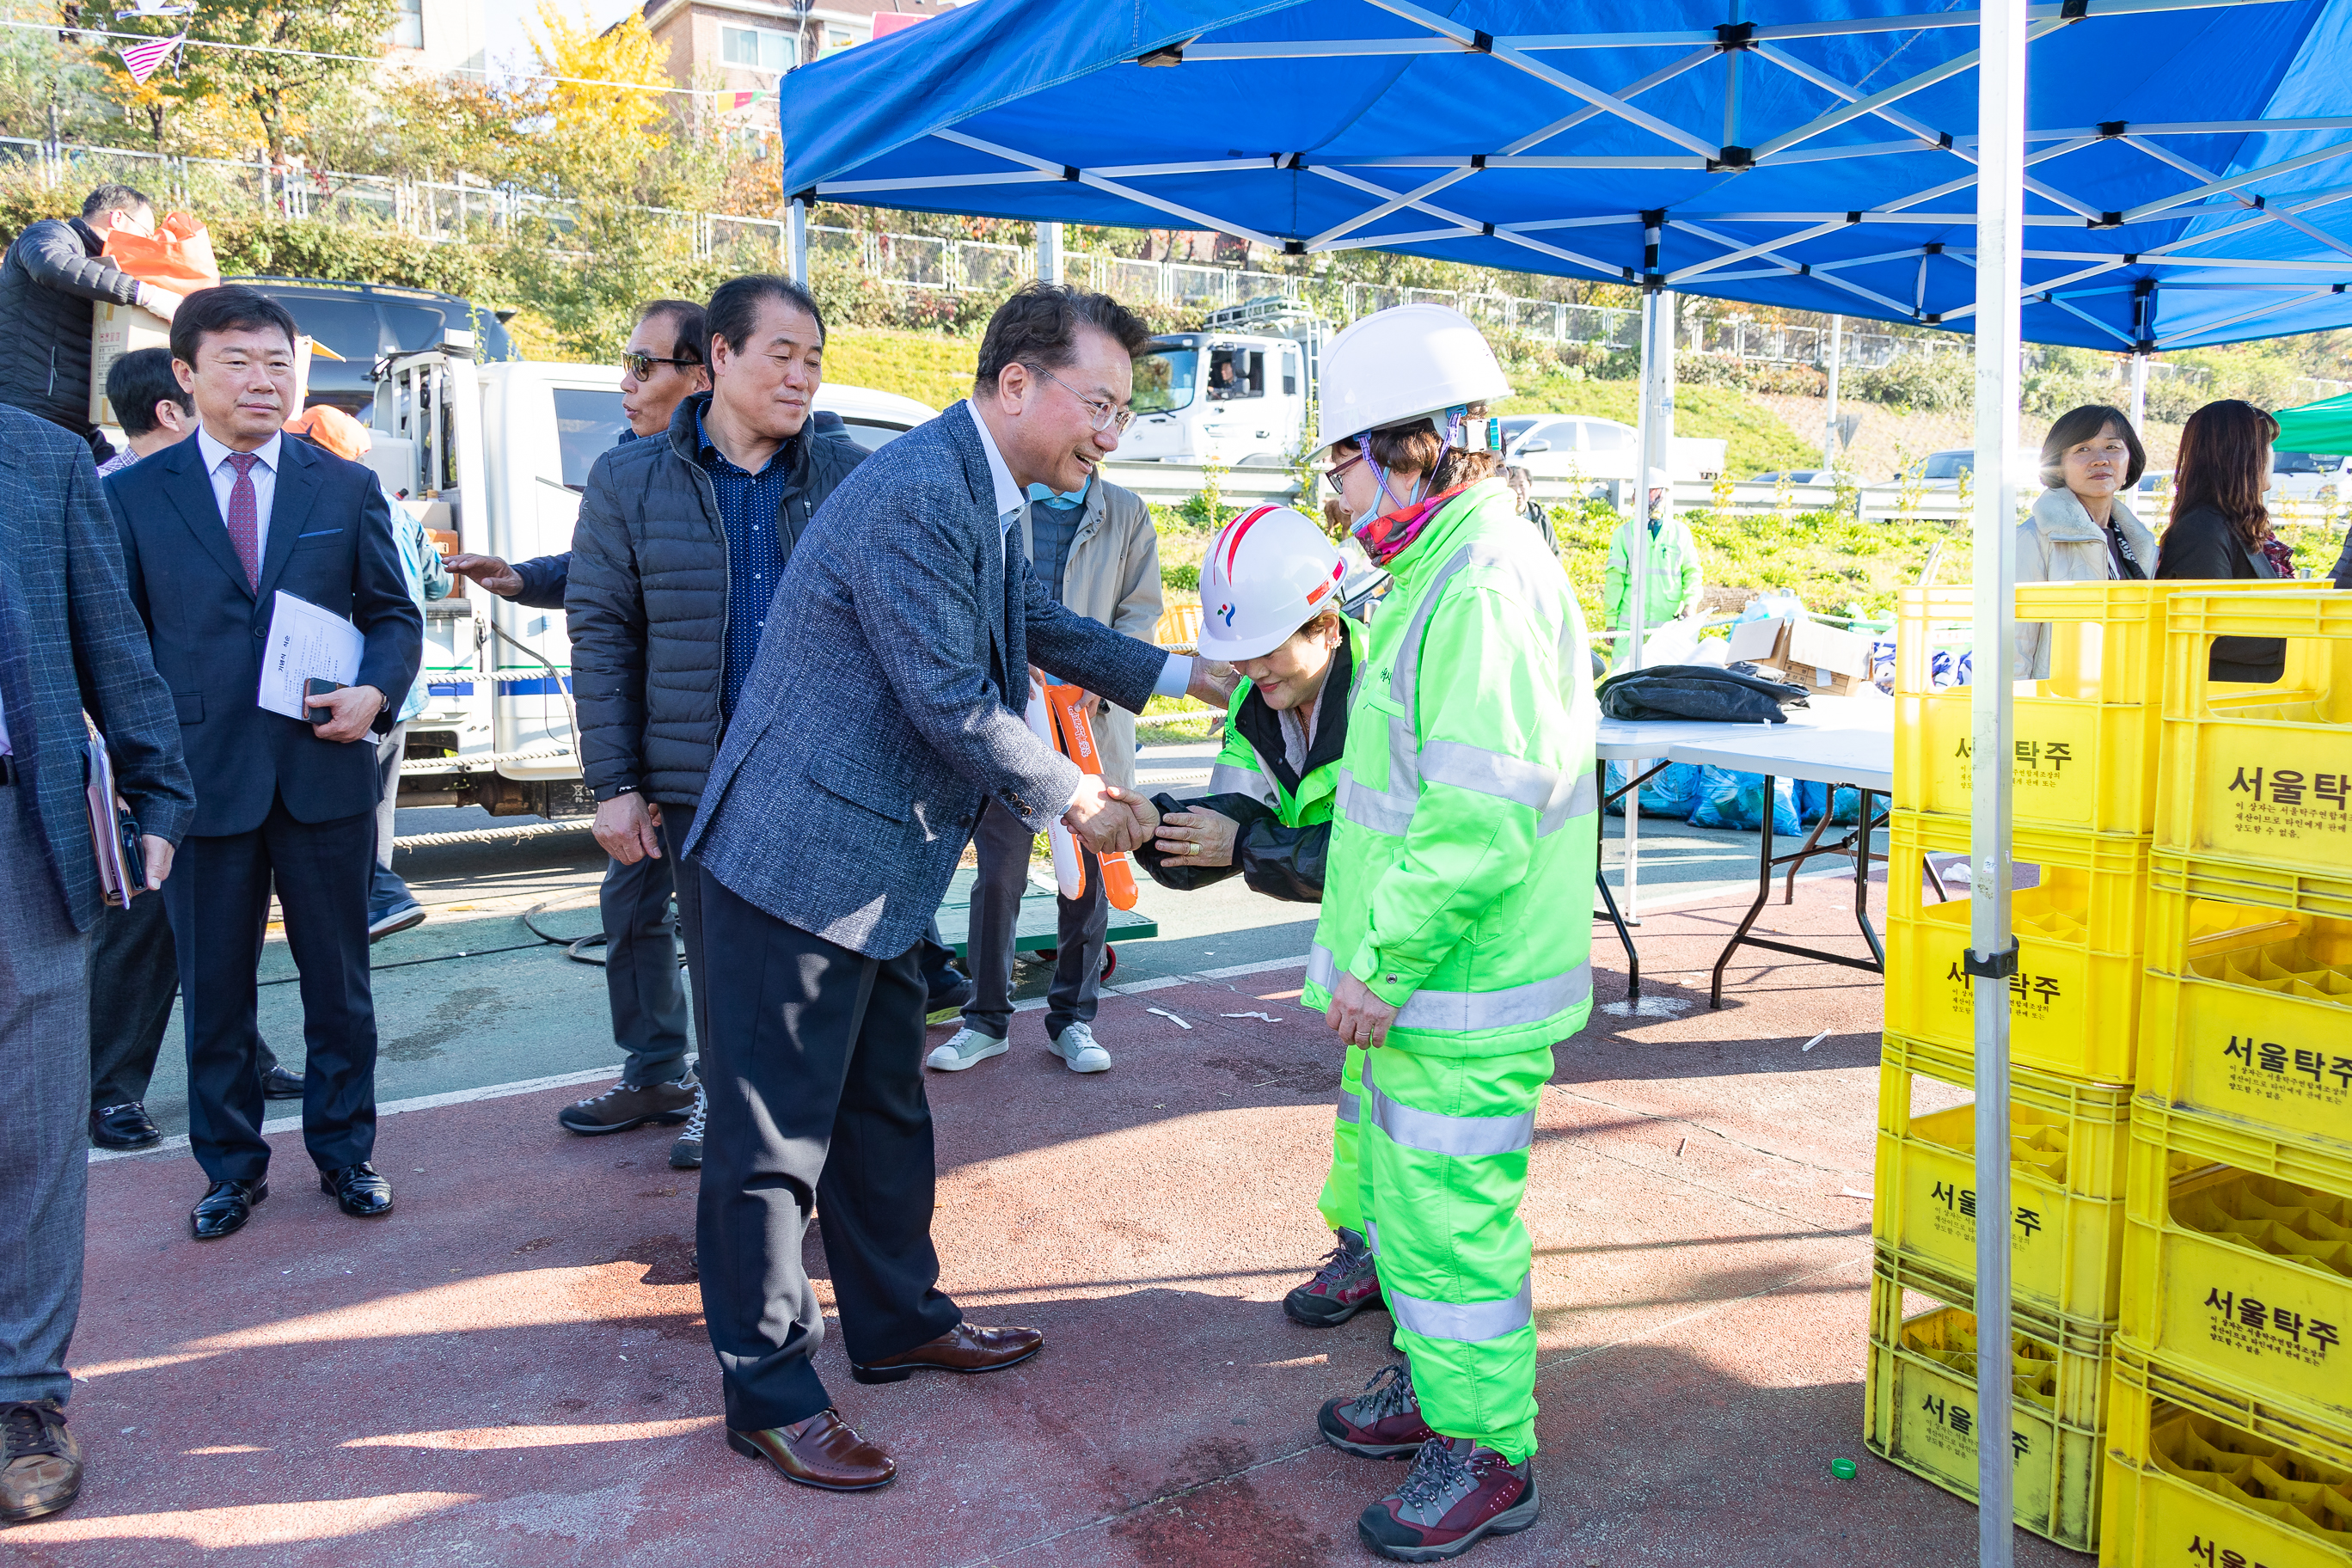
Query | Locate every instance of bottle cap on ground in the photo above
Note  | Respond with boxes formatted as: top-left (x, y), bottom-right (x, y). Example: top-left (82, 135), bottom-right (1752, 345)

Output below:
top-left (1830, 1457), bottom-right (1857, 1479)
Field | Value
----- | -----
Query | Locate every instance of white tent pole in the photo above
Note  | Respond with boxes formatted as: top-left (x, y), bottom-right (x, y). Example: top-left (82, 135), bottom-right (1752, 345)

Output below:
top-left (787, 198), bottom-right (809, 286)
top-left (1036, 220), bottom-right (1063, 284)
top-left (1825, 312), bottom-right (1844, 469)
top-left (1970, 1), bottom-right (2025, 1565)
top-left (2128, 350), bottom-right (2149, 428)
top-left (1623, 283), bottom-right (1675, 922)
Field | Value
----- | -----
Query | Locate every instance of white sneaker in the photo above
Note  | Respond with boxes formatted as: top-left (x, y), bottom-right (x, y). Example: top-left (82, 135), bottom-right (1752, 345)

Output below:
top-left (927, 1026), bottom-right (1008, 1072)
top-left (1049, 1022), bottom-right (1112, 1074)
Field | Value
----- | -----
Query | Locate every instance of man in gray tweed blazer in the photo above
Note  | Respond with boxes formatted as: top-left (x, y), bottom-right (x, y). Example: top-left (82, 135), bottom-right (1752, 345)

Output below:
top-left (0, 403), bottom-right (193, 1522)
top-left (683, 285), bottom-right (1230, 1491)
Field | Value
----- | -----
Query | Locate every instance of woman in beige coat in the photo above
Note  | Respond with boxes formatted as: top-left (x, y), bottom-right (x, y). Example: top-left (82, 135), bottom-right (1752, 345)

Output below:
top-left (2014, 402), bottom-right (2158, 678)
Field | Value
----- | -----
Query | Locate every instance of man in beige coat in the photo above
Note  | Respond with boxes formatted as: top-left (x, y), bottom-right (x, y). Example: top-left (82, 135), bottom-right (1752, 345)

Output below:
top-left (928, 473), bottom-right (1162, 1075)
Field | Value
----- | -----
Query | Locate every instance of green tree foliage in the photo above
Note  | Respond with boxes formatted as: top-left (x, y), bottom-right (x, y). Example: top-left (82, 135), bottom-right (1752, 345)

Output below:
top-left (98, 0), bottom-right (399, 164)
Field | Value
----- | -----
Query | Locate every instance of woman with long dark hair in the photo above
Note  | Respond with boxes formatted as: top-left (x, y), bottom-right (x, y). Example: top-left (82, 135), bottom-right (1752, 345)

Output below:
top-left (2014, 402), bottom-right (2154, 678)
top-left (2156, 399), bottom-right (2292, 682)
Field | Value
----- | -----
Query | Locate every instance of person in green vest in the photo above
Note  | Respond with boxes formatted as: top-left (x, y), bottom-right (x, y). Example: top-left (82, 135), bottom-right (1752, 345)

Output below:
top-left (1132, 502), bottom-right (1383, 1332)
top-left (1305, 303), bottom-right (1600, 1562)
top-left (1601, 466), bottom-right (1704, 663)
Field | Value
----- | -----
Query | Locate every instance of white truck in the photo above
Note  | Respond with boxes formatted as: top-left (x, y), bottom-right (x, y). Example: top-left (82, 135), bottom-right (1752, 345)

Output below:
top-left (361, 336), bottom-right (934, 821)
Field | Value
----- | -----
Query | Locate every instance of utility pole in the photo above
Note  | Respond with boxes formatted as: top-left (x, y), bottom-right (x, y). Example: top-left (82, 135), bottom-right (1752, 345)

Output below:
top-left (1825, 314), bottom-right (1844, 469)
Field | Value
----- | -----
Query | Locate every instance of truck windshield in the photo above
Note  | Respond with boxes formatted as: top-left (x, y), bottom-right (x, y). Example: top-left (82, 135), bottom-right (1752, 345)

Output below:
top-left (2275, 451), bottom-right (2338, 475)
top-left (553, 389), bottom-right (631, 489)
top-left (1132, 347), bottom-right (1197, 414)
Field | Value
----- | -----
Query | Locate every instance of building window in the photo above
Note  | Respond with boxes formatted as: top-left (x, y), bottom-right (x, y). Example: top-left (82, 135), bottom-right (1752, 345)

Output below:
top-left (389, 0), bottom-right (423, 50)
top-left (824, 24), bottom-right (855, 52)
top-left (720, 25), bottom-right (796, 73)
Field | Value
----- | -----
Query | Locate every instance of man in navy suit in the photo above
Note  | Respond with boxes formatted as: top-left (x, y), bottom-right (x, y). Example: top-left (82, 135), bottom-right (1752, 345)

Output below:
top-left (102, 286), bottom-right (421, 1241)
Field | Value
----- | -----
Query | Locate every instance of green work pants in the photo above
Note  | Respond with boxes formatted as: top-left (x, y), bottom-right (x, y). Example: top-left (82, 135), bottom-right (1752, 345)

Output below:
top-left (1316, 1044), bottom-right (1368, 1234)
top-left (1359, 1043), bottom-right (1551, 1463)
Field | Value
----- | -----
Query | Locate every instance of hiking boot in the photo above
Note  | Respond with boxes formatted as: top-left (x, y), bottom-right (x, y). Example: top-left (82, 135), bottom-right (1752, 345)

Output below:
top-left (1047, 1021), bottom-right (1111, 1073)
top-left (1318, 1362), bottom-right (1436, 1460)
top-left (557, 1075), bottom-right (696, 1136)
top-left (1358, 1436), bottom-right (1539, 1562)
top-left (1286, 1227), bottom-right (1382, 1326)
top-left (0, 1400), bottom-right (82, 1523)
top-left (926, 1026), bottom-right (1008, 1072)
top-left (669, 1080), bottom-right (706, 1170)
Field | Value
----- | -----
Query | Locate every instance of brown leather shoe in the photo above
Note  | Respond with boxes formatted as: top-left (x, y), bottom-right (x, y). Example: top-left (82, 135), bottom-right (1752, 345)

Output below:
top-left (0, 1400), bottom-right (83, 1522)
top-left (726, 1410), bottom-right (894, 1491)
top-left (850, 1321), bottom-right (1044, 1385)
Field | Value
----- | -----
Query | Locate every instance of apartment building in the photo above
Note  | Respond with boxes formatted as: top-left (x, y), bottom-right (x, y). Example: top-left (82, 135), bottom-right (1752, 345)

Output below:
top-left (383, 0), bottom-right (487, 78)
top-left (638, 0), bottom-right (962, 128)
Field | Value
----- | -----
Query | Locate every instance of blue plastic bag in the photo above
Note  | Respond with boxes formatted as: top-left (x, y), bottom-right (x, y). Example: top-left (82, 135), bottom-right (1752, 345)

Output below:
top-left (1604, 759), bottom-right (1701, 819)
top-left (1687, 766), bottom-right (1803, 834)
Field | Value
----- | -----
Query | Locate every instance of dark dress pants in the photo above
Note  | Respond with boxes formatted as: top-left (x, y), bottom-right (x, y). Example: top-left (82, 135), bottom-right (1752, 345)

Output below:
top-left (600, 846), bottom-right (690, 1088)
top-left (165, 795), bottom-right (378, 1185)
top-left (87, 885), bottom-right (179, 1110)
top-left (696, 873), bottom-right (961, 1432)
top-left (655, 800), bottom-right (707, 1064)
top-left (964, 798), bottom-right (1107, 1041)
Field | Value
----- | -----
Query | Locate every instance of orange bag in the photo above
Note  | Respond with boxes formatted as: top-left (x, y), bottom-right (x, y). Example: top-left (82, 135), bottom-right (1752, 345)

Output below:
top-left (101, 211), bottom-right (220, 294)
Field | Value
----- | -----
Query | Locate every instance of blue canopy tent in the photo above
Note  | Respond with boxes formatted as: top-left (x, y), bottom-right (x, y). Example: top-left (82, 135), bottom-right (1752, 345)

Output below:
top-left (775, 7), bottom-right (2352, 1562)
top-left (781, 0), bottom-right (2352, 352)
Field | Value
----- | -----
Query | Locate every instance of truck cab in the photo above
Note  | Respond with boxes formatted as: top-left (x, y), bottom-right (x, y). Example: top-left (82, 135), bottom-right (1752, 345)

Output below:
top-left (367, 347), bottom-right (935, 819)
top-left (1122, 329), bottom-right (1308, 469)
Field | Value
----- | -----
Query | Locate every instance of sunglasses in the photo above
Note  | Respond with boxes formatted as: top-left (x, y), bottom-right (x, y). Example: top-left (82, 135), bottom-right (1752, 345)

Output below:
top-left (621, 351), bottom-right (701, 379)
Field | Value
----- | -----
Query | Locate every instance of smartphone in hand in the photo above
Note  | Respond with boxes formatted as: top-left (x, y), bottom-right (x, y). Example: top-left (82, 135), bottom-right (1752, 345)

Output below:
top-left (304, 677), bottom-right (343, 726)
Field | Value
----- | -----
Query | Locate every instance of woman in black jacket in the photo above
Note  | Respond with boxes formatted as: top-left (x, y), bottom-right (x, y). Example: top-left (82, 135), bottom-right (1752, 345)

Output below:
top-left (2155, 399), bottom-right (2294, 683)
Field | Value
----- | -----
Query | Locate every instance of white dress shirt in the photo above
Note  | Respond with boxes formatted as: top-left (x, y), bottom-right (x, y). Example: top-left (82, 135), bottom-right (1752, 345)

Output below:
top-left (968, 401), bottom-right (1191, 700)
top-left (195, 427), bottom-right (283, 562)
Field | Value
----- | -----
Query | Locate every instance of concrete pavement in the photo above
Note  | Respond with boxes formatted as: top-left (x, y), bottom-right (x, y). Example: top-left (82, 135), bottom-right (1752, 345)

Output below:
top-left (28, 854), bottom-right (2073, 1566)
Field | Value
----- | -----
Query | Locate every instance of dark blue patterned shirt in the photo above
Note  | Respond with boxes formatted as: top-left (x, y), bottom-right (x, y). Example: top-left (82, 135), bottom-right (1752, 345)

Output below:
top-left (696, 407), bottom-right (800, 717)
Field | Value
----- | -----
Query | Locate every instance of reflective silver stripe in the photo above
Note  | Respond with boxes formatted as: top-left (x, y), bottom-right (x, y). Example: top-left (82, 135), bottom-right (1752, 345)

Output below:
top-left (1312, 945), bottom-right (1593, 1036)
top-left (1206, 761), bottom-right (1277, 805)
top-left (1335, 769), bottom-right (1416, 836)
top-left (1365, 1081), bottom-right (1535, 1159)
top-left (1335, 1088), bottom-right (1362, 1125)
top-left (1387, 1275), bottom-right (1535, 1344)
top-left (1395, 964), bottom-right (1594, 1034)
top-left (1367, 1217), bottom-right (1381, 1256)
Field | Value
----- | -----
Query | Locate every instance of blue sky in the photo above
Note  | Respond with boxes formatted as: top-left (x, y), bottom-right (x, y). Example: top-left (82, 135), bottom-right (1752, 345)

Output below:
top-left (481, 0), bottom-right (641, 83)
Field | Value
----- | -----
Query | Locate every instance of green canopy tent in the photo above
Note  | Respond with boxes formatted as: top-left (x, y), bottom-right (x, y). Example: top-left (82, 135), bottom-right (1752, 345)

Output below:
top-left (2273, 391), bottom-right (2352, 454)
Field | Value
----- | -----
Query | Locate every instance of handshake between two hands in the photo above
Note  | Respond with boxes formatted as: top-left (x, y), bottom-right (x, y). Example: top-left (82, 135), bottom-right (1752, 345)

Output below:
top-left (1062, 775), bottom-right (1160, 855)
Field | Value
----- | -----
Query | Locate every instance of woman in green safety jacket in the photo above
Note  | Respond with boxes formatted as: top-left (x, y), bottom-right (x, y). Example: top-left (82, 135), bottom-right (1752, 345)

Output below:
top-left (1132, 503), bottom-right (1386, 1334)
top-left (1302, 303), bottom-right (1600, 1565)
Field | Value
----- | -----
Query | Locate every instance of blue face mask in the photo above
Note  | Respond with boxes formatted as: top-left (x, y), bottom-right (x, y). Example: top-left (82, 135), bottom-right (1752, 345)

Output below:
top-left (1026, 479), bottom-right (1090, 506)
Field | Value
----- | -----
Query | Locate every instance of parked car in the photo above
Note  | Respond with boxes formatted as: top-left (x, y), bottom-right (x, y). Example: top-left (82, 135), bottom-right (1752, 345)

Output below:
top-left (1498, 413), bottom-right (1725, 484)
top-left (2269, 450), bottom-right (2351, 501)
top-left (230, 276), bottom-right (517, 420)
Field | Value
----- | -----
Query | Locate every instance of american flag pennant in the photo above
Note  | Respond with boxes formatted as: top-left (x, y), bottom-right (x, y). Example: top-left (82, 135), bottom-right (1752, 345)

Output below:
top-left (119, 31), bottom-right (185, 85)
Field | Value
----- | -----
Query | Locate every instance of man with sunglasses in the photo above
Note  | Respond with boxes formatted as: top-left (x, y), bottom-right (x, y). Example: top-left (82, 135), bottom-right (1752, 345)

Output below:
top-left (445, 299), bottom-right (724, 1167)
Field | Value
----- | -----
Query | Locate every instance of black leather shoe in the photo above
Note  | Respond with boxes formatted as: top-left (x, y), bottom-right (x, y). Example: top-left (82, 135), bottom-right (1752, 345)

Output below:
top-left (89, 1102), bottom-right (162, 1150)
top-left (190, 1178), bottom-right (266, 1240)
top-left (260, 1066), bottom-right (304, 1099)
top-left (321, 1162), bottom-right (394, 1217)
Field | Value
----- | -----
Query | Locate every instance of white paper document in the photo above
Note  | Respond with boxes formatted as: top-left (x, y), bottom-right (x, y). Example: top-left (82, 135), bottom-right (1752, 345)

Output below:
top-left (257, 591), bottom-right (363, 720)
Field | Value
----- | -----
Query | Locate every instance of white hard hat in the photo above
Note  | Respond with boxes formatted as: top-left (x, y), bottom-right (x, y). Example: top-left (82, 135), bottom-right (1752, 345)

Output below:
top-left (1318, 303), bottom-right (1512, 451)
top-left (1648, 468), bottom-right (1671, 489)
top-left (1198, 504), bottom-right (1349, 663)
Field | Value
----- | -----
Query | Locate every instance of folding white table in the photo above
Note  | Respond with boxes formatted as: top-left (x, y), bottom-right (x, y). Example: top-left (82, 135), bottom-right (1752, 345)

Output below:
top-left (1663, 719), bottom-right (1897, 1008)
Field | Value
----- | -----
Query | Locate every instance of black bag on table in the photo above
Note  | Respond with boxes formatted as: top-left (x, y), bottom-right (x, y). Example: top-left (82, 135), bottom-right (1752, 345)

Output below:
top-left (1596, 663), bottom-right (1811, 725)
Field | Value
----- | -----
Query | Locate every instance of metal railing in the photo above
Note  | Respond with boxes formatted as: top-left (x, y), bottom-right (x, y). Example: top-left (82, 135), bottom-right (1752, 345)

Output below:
top-left (2, 136), bottom-right (1976, 369)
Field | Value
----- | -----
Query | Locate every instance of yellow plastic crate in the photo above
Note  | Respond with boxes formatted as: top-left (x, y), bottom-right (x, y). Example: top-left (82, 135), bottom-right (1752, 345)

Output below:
top-left (2104, 1343), bottom-right (2352, 1568)
top-left (2121, 1127), bottom-right (2352, 1432)
top-left (1874, 1032), bottom-right (2133, 1322)
top-left (1865, 1265), bottom-right (2108, 1552)
top-left (2141, 853), bottom-right (2352, 1160)
top-left (1884, 809), bottom-right (2151, 1082)
top-left (2158, 591), bottom-right (2352, 879)
top-left (1894, 581), bottom-right (2266, 836)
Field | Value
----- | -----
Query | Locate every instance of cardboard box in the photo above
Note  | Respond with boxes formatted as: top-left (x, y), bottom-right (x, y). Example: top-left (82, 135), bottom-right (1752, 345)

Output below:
top-left (1724, 613), bottom-right (1794, 666)
top-left (1770, 620), bottom-right (1876, 696)
top-left (88, 301), bottom-right (173, 426)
